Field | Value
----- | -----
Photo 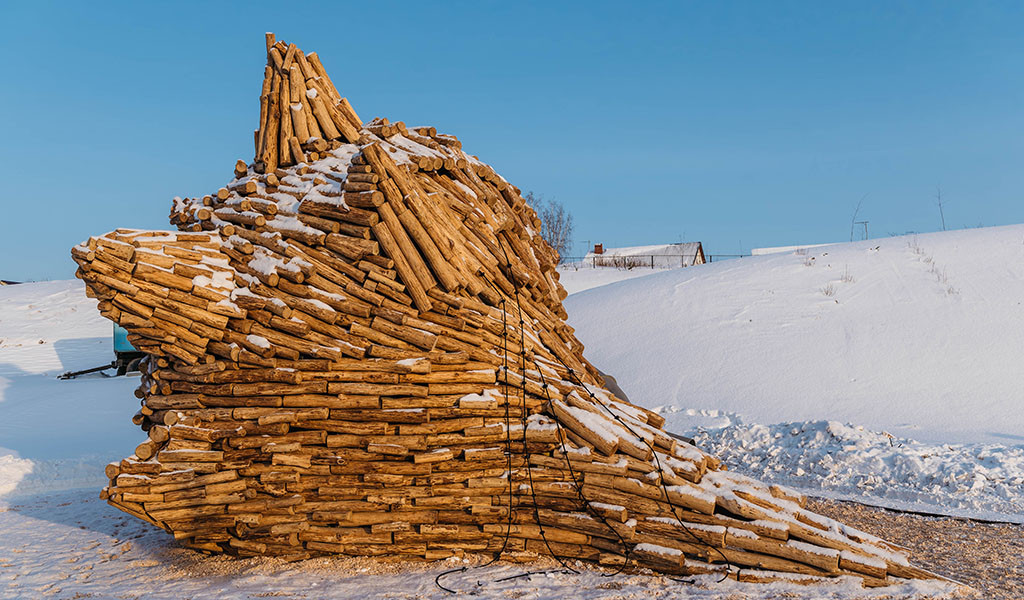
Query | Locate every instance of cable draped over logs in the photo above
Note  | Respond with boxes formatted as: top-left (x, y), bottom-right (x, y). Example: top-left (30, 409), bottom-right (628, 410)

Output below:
top-left (69, 34), bottom-right (943, 588)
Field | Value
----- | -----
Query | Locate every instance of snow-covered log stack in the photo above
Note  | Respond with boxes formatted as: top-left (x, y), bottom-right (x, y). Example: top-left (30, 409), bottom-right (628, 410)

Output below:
top-left (70, 35), bottom-right (940, 587)
top-left (253, 33), bottom-right (362, 172)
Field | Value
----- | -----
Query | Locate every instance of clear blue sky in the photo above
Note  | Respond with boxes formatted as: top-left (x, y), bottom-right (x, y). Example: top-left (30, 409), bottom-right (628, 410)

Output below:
top-left (2, 1), bottom-right (1023, 280)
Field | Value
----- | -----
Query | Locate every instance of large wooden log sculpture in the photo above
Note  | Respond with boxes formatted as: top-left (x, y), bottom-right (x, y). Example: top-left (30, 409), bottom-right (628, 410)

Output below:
top-left (70, 34), bottom-right (940, 587)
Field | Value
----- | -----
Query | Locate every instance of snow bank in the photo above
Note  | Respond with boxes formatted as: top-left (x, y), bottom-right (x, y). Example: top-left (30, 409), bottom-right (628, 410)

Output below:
top-left (0, 279), bottom-right (111, 376)
top-left (565, 225), bottom-right (1024, 521)
top-left (566, 225), bottom-right (1024, 445)
top-left (660, 408), bottom-right (1024, 523)
top-left (0, 449), bottom-right (32, 496)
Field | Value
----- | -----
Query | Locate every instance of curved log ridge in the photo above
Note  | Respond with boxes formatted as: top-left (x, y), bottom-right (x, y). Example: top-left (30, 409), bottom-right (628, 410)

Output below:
top-left (70, 34), bottom-right (940, 587)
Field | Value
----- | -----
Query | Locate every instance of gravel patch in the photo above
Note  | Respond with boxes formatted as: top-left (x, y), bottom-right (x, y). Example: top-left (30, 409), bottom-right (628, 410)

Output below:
top-left (807, 497), bottom-right (1024, 599)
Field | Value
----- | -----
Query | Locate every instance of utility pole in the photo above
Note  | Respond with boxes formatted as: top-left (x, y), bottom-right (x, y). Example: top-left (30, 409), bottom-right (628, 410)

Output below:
top-left (850, 195), bottom-right (867, 242)
top-left (936, 187), bottom-right (947, 231)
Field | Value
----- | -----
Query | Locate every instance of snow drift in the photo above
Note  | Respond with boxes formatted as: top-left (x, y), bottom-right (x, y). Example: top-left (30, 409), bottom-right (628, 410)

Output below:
top-left (563, 225), bottom-right (1024, 521)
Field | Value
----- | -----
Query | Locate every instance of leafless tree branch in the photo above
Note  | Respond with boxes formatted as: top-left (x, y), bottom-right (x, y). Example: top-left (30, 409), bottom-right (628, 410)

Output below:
top-left (525, 191), bottom-right (574, 261)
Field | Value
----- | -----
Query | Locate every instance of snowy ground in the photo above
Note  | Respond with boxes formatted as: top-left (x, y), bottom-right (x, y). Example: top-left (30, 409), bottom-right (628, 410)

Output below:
top-left (0, 280), bottom-right (140, 498)
top-left (0, 491), bottom-right (957, 600)
top-left (0, 249), bottom-right (1007, 598)
top-left (556, 262), bottom-right (670, 295)
top-left (562, 225), bottom-right (1024, 523)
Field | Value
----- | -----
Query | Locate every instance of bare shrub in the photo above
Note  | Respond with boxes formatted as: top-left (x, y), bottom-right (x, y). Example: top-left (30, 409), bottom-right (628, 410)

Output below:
top-left (821, 283), bottom-right (836, 297)
top-left (524, 192), bottom-right (573, 261)
top-left (841, 265), bottom-right (854, 283)
top-left (908, 237), bottom-right (924, 255)
top-left (926, 263), bottom-right (945, 282)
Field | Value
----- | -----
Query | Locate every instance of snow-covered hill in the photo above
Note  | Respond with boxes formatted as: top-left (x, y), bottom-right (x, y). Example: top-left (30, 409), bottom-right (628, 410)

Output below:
top-left (563, 225), bottom-right (1024, 521)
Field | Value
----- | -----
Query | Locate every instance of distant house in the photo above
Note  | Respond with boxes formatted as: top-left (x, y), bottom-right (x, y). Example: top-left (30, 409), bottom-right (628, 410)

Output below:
top-left (0, 280), bottom-right (20, 286)
top-left (584, 242), bottom-right (705, 269)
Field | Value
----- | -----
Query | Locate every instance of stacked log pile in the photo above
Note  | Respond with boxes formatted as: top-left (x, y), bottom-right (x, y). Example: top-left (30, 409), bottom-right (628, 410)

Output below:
top-left (69, 35), bottom-right (941, 587)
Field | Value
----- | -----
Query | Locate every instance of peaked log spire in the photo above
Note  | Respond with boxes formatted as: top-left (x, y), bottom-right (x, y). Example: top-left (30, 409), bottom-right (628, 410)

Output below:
top-left (255, 33), bottom-right (362, 172)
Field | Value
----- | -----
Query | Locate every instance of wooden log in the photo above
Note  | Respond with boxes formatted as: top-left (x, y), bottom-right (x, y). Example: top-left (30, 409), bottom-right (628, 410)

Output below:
top-left (370, 220), bottom-right (432, 313)
top-left (260, 70), bottom-right (281, 173)
top-left (304, 53), bottom-right (341, 102)
top-left (336, 97), bottom-right (362, 129)
top-left (396, 204), bottom-right (461, 292)
top-left (278, 76), bottom-right (293, 166)
top-left (550, 400), bottom-right (617, 456)
top-left (289, 136), bottom-right (306, 165)
top-left (309, 93), bottom-right (341, 140)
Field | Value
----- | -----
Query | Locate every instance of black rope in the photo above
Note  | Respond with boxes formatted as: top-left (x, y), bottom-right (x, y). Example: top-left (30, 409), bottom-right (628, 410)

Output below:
top-left (490, 238), bottom-right (637, 578)
top-left (434, 277), bottom-right (578, 595)
top-left (532, 357), bottom-right (634, 577)
top-left (434, 566), bottom-right (467, 594)
top-left (552, 359), bottom-right (735, 582)
top-left (492, 237), bottom-right (689, 582)
top-left (435, 565), bottom-right (573, 595)
top-left (493, 234), bottom-right (731, 582)
top-left (475, 291), bottom-right (514, 569)
top-left (504, 262), bottom-right (581, 574)
top-left (433, 233), bottom-right (735, 593)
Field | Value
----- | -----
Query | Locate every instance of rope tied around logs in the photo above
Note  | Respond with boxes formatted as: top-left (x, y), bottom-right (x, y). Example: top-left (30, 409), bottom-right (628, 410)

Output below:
top-left (554, 361), bottom-right (735, 584)
top-left (436, 237), bottom-right (738, 593)
top-left (495, 236), bottom-right (735, 582)
top-left (434, 279), bottom-right (576, 594)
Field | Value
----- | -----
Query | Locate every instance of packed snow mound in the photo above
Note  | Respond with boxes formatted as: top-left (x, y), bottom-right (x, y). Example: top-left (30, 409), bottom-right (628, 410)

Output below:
top-left (566, 225), bottom-right (1024, 446)
top-left (657, 408), bottom-right (1024, 523)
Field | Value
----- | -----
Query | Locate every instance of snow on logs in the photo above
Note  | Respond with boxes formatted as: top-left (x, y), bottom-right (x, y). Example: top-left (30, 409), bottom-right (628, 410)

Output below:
top-left (255, 32), bottom-right (362, 172)
top-left (71, 34), bottom-right (940, 587)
